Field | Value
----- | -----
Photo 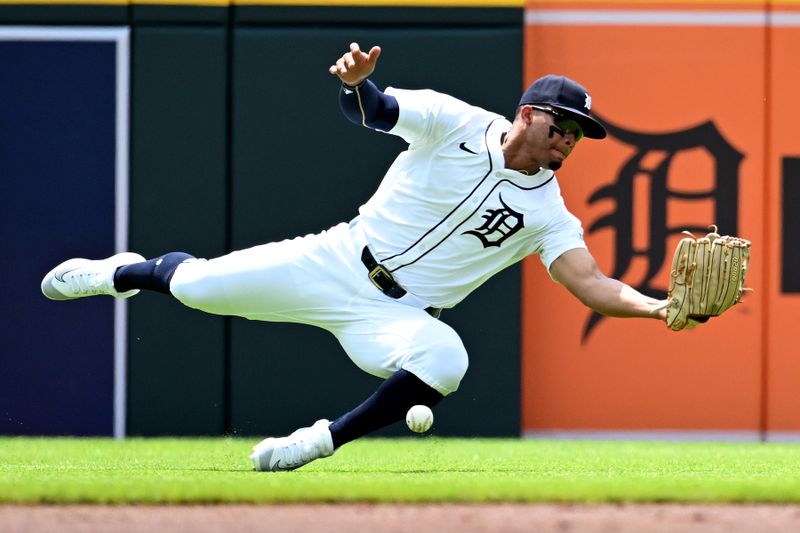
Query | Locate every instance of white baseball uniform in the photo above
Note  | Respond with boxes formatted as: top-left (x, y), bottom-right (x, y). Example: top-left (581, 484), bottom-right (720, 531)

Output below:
top-left (169, 87), bottom-right (586, 396)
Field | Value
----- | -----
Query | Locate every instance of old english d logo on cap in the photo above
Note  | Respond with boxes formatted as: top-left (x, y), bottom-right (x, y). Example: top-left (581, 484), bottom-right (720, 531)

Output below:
top-left (519, 75), bottom-right (607, 139)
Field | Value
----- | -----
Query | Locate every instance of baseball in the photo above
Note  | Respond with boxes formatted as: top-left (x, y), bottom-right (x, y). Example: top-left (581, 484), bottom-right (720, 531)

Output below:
top-left (405, 404), bottom-right (433, 433)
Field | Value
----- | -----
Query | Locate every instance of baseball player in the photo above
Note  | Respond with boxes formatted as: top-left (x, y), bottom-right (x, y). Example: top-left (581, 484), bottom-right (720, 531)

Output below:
top-left (42, 43), bottom-right (668, 471)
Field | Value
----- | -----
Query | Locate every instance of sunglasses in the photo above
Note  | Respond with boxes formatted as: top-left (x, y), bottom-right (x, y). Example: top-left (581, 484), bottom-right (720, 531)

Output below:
top-left (529, 104), bottom-right (585, 142)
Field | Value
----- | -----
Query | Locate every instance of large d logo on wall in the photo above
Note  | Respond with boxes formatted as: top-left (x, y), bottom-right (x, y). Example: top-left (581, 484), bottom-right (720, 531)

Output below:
top-left (582, 116), bottom-right (744, 340)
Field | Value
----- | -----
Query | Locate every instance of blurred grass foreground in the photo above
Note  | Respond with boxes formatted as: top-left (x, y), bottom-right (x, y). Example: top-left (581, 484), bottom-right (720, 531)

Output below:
top-left (1, 437), bottom-right (799, 504)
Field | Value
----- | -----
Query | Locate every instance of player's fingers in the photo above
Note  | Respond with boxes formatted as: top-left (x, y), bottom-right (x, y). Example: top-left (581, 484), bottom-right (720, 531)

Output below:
top-left (335, 57), bottom-right (348, 75)
top-left (366, 46), bottom-right (381, 64)
top-left (351, 43), bottom-right (371, 66)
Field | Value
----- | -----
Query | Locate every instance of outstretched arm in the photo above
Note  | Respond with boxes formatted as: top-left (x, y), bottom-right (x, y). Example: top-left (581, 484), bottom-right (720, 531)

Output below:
top-left (328, 42), bottom-right (399, 131)
top-left (550, 248), bottom-right (668, 320)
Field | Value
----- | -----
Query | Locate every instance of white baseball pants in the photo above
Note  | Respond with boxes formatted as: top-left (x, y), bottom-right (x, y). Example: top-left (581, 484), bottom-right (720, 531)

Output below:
top-left (168, 221), bottom-right (468, 395)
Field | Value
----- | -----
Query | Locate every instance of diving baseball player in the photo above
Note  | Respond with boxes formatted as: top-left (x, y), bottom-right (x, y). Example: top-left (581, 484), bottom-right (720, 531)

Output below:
top-left (41, 43), bottom-right (669, 471)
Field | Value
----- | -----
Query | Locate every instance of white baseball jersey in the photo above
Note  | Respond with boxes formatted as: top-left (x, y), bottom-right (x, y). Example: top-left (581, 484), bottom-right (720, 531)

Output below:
top-left (169, 86), bottom-right (587, 395)
top-left (355, 87), bottom-right (587, 309)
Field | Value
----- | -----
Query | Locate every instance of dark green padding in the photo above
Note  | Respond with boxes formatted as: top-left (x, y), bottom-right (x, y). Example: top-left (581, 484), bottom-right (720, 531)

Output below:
top-left (229, 25), bottom-right (522, 437)
top-left (127, 27), bottom-right (228, 435)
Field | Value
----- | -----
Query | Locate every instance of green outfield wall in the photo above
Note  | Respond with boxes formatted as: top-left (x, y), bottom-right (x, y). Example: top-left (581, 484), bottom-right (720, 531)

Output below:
top-left (1, 2), bottom-right (523, 436)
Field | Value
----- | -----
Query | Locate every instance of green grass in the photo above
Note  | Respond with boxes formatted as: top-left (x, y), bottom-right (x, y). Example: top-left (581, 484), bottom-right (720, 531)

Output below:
top-left (1, 437), bottom-right (799, 504)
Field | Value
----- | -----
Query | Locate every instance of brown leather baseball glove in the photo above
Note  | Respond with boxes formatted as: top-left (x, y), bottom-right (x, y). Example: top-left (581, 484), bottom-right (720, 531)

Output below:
top-left (666, 226), bottom-right (751, 331)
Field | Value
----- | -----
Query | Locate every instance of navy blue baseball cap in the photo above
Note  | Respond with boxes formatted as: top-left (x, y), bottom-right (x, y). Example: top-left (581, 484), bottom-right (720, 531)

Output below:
top-left (519, 75), bottom-right (607, 139)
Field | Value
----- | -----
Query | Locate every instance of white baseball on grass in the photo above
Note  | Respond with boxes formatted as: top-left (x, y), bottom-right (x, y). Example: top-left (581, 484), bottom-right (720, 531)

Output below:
top-left (405, 404), bottom-right (433, 433)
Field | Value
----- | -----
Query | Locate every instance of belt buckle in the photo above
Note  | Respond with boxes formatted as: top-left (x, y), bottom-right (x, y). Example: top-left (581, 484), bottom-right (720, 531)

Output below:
top-left (368, 264), bottom-right (393, 291)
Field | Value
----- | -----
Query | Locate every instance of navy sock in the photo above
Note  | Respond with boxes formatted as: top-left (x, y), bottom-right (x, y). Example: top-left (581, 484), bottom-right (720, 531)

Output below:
top-left (113, 252), bottom-right (195, 294)
top-left (328, 369), bottom-right (444, 449)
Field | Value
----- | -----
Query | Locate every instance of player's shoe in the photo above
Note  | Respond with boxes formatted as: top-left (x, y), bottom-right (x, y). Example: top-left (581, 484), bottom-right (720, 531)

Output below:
top-left (249, 419), bottom-right (335, 472)
top-left (41, 252), bottom-right (146, 301)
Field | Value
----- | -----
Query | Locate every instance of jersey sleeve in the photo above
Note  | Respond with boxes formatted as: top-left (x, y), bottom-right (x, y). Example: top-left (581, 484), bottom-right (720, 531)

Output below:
top-left (536, 209), bottom-right (588, 275)
top-left (384, 87), bottom-right (476, 146)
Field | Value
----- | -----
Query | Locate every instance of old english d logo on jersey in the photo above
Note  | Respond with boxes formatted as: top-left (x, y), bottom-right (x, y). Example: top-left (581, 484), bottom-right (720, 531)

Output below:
top-left (463, 194), bottom-right (524, 248)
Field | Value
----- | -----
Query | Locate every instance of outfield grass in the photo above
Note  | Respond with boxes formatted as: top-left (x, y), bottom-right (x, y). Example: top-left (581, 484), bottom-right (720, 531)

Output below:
top-left (1, 437), bottom-right (799, 504)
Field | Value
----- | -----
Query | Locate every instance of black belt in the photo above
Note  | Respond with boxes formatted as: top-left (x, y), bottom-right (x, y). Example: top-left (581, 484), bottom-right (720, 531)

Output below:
top-left (361, 246), bottom-right (407, 299)
top-left (360, 246), bottom-right (442, 319)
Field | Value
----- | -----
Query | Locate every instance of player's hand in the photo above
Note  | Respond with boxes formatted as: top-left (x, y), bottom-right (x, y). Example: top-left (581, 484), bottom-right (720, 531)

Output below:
top-left (328, 42), bottom-right (381, 87)
top-left (652, 299), bottom-right (669, 321)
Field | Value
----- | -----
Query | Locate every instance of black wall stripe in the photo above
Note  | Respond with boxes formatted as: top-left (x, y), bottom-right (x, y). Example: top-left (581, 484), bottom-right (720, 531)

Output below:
top-left (782, 157), bottom-right (800, 293)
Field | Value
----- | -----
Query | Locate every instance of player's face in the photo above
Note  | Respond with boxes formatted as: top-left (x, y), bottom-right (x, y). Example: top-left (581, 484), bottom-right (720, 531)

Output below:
top-left (525, 105), bottom-right (583, 171)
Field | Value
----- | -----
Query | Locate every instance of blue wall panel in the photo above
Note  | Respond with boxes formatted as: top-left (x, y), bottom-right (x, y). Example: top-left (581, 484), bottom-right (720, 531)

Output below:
top-left (0, 38), bottom-right (119, 435)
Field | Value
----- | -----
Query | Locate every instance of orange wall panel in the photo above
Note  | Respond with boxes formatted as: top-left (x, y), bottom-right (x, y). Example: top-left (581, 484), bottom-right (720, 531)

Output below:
top-left (521, 12), bottom-right (768, 433)
top-left (765, 21), bottom-right (800, 432)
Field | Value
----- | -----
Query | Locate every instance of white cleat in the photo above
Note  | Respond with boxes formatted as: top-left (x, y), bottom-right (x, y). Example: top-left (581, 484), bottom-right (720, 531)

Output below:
top-left (249, 419), bottom-right (334, 472)
top-left (41, 252), bottom-right (146, 301)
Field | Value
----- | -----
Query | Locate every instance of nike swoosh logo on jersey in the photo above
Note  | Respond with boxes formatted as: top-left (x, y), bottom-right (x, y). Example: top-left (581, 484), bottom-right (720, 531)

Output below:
top-left (458, 142), bottom-right (478, 155)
